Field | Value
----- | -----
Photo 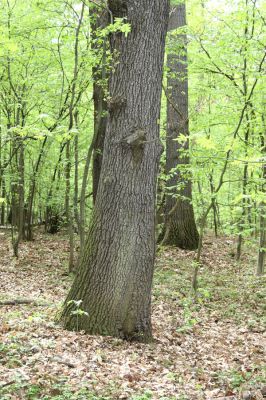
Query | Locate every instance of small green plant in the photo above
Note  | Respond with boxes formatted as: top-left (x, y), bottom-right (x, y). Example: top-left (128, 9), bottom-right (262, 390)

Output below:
top-left (229, 371), bottom-right (246, 388)
top-left (131, 392), bottom-right (153, 400)
top-left (176, 299), bottom-right (198, 333)
top-left (27, 311), bottom-right (45, 323)
top-left (0, 380), bottom-right (42, 400)
top-left (67, 299), bottom-right (89, 331)
top-left (215, 369), bottom-right (247, 389)
top-left (197, 288), bottom-right (212, 302)
top-left (27, 384), bottom-right (42, 399)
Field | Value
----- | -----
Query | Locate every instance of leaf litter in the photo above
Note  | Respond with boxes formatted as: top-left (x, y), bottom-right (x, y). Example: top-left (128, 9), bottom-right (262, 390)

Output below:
top-left (0, 230), bottom-right (265, 399)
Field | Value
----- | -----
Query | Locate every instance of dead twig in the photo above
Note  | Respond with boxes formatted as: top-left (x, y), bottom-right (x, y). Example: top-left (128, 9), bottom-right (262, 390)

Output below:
top-left (0, 299), bottom-right (50, 306)
top-left (0, 380), bottom-right (16, 388)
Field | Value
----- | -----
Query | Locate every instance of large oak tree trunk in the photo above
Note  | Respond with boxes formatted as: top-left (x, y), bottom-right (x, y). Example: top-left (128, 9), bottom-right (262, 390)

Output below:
top-left (162, 3), bottom-right (199, 250)
top-left (60, 0), bottom-right (169, 342)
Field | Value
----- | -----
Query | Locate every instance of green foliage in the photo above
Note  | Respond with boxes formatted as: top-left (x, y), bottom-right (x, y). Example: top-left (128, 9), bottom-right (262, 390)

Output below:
top-left (0, 0), bottom-right (265, 256)
top-left (170, 0), bottom-right (185, 5)
top-left (186, 0), bottom-right (265, 234)
top-left (98, 17), bottom-right (131, 37)
top-left (0, 382), bottom-right (109, 400)
top-left (67, 299), bottom-right (89, 330)
top-left (131, 393), bottom-right (153, 400)
top-left (215, 366), bottom-right (266, 391)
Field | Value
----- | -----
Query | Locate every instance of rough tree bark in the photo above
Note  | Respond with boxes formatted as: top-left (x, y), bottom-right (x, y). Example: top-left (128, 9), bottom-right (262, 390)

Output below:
top-left (60, 0), bottom-right (169, 342)
top-left (162, 3), bottom-right (199, 250)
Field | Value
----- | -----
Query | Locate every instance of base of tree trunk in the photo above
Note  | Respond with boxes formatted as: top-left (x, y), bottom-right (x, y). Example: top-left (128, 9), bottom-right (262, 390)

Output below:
top-left (161, 201), bottom-right (199, 250)
top-left (163, 231), bottom-right (199, 250)
top-left (60, 307), bottom-right (153, 343)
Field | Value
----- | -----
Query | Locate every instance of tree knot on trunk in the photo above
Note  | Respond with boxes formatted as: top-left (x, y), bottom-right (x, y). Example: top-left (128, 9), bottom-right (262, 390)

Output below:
top-left (123, 129), bottom-right (146, 147)
top-left (107, 95), bottom-right (127, 116)
top-left (122, 129), bottom-right (147, 165)
top-left (108, 0), bottom-right (128, 17)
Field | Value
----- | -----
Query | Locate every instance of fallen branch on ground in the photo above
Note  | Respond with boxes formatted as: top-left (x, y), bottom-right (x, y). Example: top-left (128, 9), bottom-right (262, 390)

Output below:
top-left (0, 380), bottom-right (16, 388)
top-left (0, 299), bottom-right (51, 306)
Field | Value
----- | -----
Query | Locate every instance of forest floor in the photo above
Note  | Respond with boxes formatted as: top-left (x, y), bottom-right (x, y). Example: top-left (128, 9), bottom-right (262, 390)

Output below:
top-left (0, 229), bottom-right (265, 400)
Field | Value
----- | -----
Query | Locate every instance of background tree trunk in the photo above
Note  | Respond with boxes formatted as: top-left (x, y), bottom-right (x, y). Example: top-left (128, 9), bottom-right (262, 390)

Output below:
top-left (60, 0), bottom-right (169, 342)
top-left (162, 3), bottom-right (199, 250)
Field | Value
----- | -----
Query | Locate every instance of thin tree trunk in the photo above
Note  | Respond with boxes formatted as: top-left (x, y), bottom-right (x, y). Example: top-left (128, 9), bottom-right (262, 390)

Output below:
top-left (257, 122), bottom-right (265, 275)
top-left (0, 120), bottom-right (6, 225)
top-left (73, 112), bottom-right (80, 234)
top-left (79, 135), bottom-right (96, 254)
top-left (258, 208), bottom-right (266, 275)
top-left (209, 172), bottom-right (218, 237)
top-left (60, 0), bottom-right (170, 342)
top-left (236, 121), bottom-right (249, 260)
top-left (236, 4), bottom-right (251, 261)
top-left (45, 143), bottom-right (66, 233)
top-left (92, 8), bottom-right (109, 204)
top-left (79, 6), bottom-right (109, 254)
top-left (12, 141), bottom-right (24, 257)
top-left (65, 139), bottom-right (74, 272)
top-left (1, 175), bottom-right (6, 225)
top-left (25, 137), bottom-right (48, 241)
